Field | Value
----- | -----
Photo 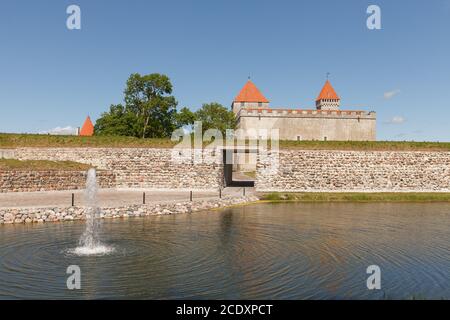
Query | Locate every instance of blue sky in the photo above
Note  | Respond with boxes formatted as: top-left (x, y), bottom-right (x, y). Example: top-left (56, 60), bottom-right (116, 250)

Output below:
top-left (0, 0), bottom-right (449, 141)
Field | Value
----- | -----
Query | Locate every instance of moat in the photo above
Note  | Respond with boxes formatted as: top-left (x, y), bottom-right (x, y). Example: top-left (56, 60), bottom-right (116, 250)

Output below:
top-left (1, 202), bottom-right (450, 299)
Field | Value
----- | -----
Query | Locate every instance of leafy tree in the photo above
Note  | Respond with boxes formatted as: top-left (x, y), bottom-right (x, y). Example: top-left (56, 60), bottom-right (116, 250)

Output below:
top-left (194, 103), bottom-right (236, 135)
top-left (94, 104), bottom-right (139, 136)
top-left (174, 107), bottom-right (196, 130)
top-left (94, 74), bottom-right (236, 139)
top-left (124, 73), bottom-right (177, 138)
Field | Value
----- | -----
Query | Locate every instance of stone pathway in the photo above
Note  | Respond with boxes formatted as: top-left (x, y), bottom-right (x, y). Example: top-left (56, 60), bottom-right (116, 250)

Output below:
top-left (232, 171), bottom-right (256, 181)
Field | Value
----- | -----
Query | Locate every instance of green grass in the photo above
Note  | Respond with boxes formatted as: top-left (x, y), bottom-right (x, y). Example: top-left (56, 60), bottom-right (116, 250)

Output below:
top-left (0, 133), bottom-right (449, 151)
top-left (277, 140), bottom-right (450, 151)
top-left (260, 192), bottom-right (450, 202)
top-left (0, 133), bottom-right (177, 148)
top-left (0, 159), bottom-right (92, 171)
top-left (241, 171), bottom-right (256, 179)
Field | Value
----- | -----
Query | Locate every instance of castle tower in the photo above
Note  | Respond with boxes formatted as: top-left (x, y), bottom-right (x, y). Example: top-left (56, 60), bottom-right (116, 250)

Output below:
top-left (315, 80), bottom-right (340, 110)
top-left (232, 80), bottom-right (269, 114)
top-left (80, 116), bottom-right (94, 136)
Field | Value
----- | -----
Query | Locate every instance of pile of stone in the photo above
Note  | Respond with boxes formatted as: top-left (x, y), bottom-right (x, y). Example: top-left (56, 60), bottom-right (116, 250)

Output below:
top-left (0, 195), bottom-right (259, 225)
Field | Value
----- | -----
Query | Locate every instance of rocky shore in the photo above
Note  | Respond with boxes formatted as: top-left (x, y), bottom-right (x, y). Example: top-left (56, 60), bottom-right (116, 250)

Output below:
top-left (0, 195), bottom-right (259, 225)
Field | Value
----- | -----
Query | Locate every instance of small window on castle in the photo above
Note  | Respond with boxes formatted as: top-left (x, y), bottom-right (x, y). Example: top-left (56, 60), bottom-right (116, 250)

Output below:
top-left (297, 136), bottom-right (301, 141)
top-left (324, 136), bottom-right (328, 141)
top-left (240, 102), bottom-right (245, 107)
top-left (258, 115), bottom-right (261, 120)
top-left (258, 102), bottom-right (262, 107)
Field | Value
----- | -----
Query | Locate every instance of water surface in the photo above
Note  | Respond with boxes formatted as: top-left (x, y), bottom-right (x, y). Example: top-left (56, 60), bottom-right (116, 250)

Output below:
top-left (1, 202), bottom-right (449, 299)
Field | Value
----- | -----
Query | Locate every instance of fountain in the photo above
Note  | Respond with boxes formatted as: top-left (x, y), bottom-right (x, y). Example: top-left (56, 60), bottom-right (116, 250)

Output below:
top-left (71, 168), bottom-right (114, 256)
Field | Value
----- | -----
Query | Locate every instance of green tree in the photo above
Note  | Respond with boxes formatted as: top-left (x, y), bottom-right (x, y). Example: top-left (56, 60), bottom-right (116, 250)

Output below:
top-left (124, 73), bottom-right (177, 138)
top-left (94, 74), bottom-right (236, 139)
top-left (194, 103), bottom-right (236, 135)
top-left (94, 104), bottom-right (139, 136)
top-left (174, 107), bottom-right (196, 130)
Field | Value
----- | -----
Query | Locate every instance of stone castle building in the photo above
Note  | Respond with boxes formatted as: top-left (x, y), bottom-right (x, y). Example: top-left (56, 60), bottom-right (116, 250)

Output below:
top-left (232, 80), bottom-right (376, 141)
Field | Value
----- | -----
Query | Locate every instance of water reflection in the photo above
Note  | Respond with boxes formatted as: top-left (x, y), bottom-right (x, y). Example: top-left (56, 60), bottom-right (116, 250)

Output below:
top-left (0, 202), bottom-right (449, 299)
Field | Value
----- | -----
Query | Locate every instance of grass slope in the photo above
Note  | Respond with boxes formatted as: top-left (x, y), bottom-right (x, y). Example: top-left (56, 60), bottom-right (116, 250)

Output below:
top-left (0, 133), bottom-right (176, 148)
top-left (0, 133), bottom-right (449, 151)
top-left (260, 192), bottom-right (450, 202)
top-left (0, 159), bottom-right (92, 171)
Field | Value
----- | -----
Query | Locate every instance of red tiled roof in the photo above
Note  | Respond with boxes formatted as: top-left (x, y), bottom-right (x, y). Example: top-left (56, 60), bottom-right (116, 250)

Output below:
top-left (316, 80), bottom-right (340, 101)
top-left (234, 80), bottom-right (269, 103)
top-left (80, 116), bottom-right (94, 136)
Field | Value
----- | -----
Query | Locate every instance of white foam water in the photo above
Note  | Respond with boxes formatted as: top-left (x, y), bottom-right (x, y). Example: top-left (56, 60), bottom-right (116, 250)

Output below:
top-left (68, 245), bottom-right (115, 256)
top-left (72, 168), bottom-right (114, 256)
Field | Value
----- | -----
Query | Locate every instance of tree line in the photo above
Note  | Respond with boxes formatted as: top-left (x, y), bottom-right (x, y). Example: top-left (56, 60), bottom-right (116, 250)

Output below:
top-left (94, 73), bottom-right (236, 138)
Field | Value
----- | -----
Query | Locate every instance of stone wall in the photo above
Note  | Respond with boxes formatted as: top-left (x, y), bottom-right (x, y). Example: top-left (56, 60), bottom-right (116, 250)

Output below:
top-left (0, 170), bottom-right (115, 193)
top-left (237, 108), bottom-right (376, 141)
top-left (256, 150), bottom-right (450, 192)
top-left (3, 147), bottom-right (449, 194)
top-left (0, 195), bottom-right (259, 224)
top-left (3, 148), bottom-right (223, 191)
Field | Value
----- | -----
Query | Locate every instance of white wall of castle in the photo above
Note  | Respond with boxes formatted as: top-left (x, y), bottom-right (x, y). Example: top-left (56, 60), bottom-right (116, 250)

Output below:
top-left (237, 112), bottom-right (376, 141)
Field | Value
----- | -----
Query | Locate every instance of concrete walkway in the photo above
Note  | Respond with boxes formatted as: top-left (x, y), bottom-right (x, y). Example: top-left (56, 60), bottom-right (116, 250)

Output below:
top-left (0, 187), bottom-right (255, 209)
top-left (232, 171), bottom-right (256, 181)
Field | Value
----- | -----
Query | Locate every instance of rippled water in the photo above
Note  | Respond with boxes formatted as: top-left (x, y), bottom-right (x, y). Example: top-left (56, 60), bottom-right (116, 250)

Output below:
top-left (1, 202), bottom-right (450, 299)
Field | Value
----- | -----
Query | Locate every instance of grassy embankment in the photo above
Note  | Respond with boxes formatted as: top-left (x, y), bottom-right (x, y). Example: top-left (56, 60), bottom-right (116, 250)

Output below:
top-left (0, 159), bottom-right (91, 171)
top-left (0, 133), bottom-right (449, 151)
top-left (0, 133), bottom-right (176, 148)
top-left (260, 192), bottom-right (450, 202)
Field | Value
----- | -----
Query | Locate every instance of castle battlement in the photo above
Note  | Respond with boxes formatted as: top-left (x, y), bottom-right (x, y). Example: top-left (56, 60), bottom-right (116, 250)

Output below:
top-left (237, 108), bottom-right (376, 120)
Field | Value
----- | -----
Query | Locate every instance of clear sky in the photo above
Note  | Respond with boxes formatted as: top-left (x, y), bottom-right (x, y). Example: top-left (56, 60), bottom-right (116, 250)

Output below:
top-left (1, 0), bottom-right (449, 141)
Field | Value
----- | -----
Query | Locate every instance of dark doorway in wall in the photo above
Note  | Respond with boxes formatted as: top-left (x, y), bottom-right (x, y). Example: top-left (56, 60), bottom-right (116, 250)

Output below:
top-left (222, 149), bottom-right (256, 187)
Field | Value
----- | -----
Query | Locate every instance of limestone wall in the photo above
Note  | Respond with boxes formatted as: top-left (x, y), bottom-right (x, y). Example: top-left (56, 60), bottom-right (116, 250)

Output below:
top-left (3, 148), bottom-right (223, 191)
top-left (237, 109), bottom-right (376, 141)
top-left (2, 147), bottom-right (449, 194)
top-left (0, 170), bottom-right (115, 193)
top-left (256, 150), bottom-right (450, 192)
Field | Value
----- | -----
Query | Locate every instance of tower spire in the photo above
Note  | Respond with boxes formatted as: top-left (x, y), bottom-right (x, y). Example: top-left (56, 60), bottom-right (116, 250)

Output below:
top-left (80, 115), bottom-right (94, 136)
top-left (232, 79), bottom-right (269, 113)
top-left (315, 79), bottom-right (340, 111)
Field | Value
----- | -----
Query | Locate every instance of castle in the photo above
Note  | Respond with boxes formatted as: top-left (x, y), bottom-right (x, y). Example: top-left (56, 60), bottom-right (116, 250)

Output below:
top-left (232, 80), bottom-right (376, 141)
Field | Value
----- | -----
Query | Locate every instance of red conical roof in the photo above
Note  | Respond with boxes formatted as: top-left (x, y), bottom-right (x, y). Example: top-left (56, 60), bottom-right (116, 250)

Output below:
top-left (316, 80), bottom-right (340, 101)
top-left (80, 116), bottom-right (94, 136)
top-left (234, 80), bottom-right (269, 103)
